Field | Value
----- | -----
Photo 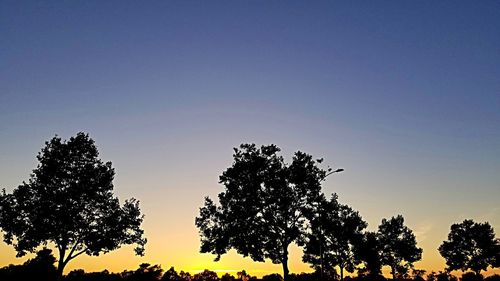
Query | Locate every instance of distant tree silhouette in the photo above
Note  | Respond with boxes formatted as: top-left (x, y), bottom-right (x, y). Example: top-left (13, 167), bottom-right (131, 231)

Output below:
top-left (122, 263), bottom-right (163, 281)
top-left (24, 248), bottom-right (58, 281)
top-left (484, 275), bottom-right (500, 281)
top-left (179, 270), bottom-right (193, 281)
top-left (355, 231), bottom-right (383, 277)
top-left (412, 269), bottom-right (426, 281)
top-left (377, 215), bottom-right (422, 280)
top-left (237, 270), bottom-right (257, 281)
top-left (193, 270), bottom-right (219, 281)
top-left (433, 271), bottom-right (458, 281)
top-left (262, 273), bottom-right (284, 281)
top-left (162, 267), bottom-right (182, 281)
top-left (288, 271), bottom-right (332, 281)
top-left (221, 273), bottom-right (236, 281)
top-left (302, 193), bottom-right (366, 281)
top-left (0, 248), bottom-right (57, 281)
top-left (439, 219), bottom-right (500, 276)
top-left (64, 269), bottom-right (122, 281)
top-left (196, 144), bottom-right (337, 281)
top-left (0, 132), bottom-right (147, 278)
top-left (461, 272), bottom-right (483, 281)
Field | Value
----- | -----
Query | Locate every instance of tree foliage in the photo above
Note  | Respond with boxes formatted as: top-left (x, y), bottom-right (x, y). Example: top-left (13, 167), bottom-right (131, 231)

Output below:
top-left (195, 144), bottom-right (332, 281)
top-left (439, 219), bottom-right (500, 275)
top-left (355, 231), bottom-right (383, 277)
top-left (122, 263), bottom-right (163, 281)
top-left (378, 215), bottom-right (422, 280)
top-left (0, 248), bottom-right (58, 281)
top-left (193, 270), bottom-right (220, 281)
top-left (302, 193), bottom-right (366, 281)
top-left (0, 132), bottom-right (146, 277)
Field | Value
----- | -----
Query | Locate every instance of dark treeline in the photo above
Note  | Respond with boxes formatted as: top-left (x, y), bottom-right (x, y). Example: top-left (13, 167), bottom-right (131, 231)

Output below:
top-left (0, 134), bottom-right (499, 281)
top-left (0, 249), bottom-right (499, 281)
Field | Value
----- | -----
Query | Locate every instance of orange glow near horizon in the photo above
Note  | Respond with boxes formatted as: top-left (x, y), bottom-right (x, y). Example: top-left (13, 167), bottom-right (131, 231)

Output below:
top-left (1, 236), bottom-right (500, 278)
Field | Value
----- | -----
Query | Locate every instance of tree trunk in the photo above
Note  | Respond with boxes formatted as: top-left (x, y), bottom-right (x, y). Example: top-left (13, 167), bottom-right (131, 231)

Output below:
top-left (57, 253), bottom-right (65, 280)
top-left (391, 266), bottom-right (396, 280)
top-left (340, 266), bottom-right (344, 281)
top-left (57, 247), bottom-right (68, 281)
top-left (282, 245), bottom-right (290, 281)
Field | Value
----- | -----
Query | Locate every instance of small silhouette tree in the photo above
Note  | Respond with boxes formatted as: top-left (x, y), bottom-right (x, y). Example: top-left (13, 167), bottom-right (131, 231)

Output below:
top-left (378, 215), bottom-right (422, 280)
top-left (439, 219), bottom-right (500, 275)
top-left (0, 132), bottom-right (146, 278)
top-left (193, 270), bottom-right (220, 281)
top-left (196, 144), bottom-right (336, 281)
top-left (122, 263), bottom-right (163, 281)
top-left (162, 267), bottom-right (182, 281)
top-left (302, 193), bottom-right (367, 281)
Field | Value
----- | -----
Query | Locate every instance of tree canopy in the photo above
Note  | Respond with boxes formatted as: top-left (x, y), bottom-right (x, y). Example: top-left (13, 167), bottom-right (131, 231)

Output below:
top-left (302, 193), bottom-right (367, 281)
top-left (355, 231), bottom-right (384, 277)
top-left (378, 215), bottom-right (422, 280)
top-left (0, 132), bottom-right (146, 277)
top-left (195, 144), bottom-right (335, 281)
top-left (439, 219), bottom-right (500, 275)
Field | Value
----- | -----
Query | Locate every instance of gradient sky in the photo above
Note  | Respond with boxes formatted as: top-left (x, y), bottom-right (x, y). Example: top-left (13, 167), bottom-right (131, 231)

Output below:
top-left (1, 0), bottom-right (499, 277)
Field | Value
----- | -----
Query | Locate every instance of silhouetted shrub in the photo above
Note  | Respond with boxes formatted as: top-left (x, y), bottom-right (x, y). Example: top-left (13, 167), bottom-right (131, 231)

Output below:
top-left (288, 272), bottom-right (318, 281)
top-left (64, 269), bottom-right (122, 281)
top-left (0, 248), bottom-right (57, 281)
top-left (179, 270), bottom-right (193, 281)
top-left (193, 270), bottom-right (219, 281)
top-left (351, 274), bottom-right (387, 281)
top-left (262, 273), bottom-right (283, 281)
top-left (162, 267), bottom-right (182, 281)
top-left (461, 272), bottom-right (483, 281)
top-left (221, 273), bottom-right (236, 281)
top-left (484, 275), bottom-right (500, 281)
top-left (433, 272), bottom-right (457, 281)
top-left (122, 263), bottom-right (163, 281)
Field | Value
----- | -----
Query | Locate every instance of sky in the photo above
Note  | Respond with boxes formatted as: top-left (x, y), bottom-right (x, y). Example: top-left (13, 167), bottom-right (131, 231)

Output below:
top-left (1, 0), bottom-right (500, 277)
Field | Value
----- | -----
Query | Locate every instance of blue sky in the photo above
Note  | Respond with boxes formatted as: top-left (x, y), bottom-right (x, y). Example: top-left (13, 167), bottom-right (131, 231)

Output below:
top-left (1, 0), bottom-right (499, 275)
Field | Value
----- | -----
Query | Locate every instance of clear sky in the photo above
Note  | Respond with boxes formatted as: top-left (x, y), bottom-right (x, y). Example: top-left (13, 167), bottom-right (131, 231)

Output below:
top-left (1, 0), bottom-right (499, 277)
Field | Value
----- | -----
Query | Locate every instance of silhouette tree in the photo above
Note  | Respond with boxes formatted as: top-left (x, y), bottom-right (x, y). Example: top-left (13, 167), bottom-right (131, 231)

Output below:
top-left (179, 270), bottom-right (193, 281)
top-left (302, 193), bottom-right (366, 281)
top-left (377, 215), bottom-right (422, 280)
top-left (0, 132), bottom-right (146, 278)
top-left (262, 273), bottom-right (283, 281)
top-left (412, 269), bottom-right (427, 281)
top-left (64, 269), bottom-right (122, 281)
top-left (162, 267), bottom-right (182, 281)
top-left (221, 273), bottom-right (236, 281)
top-left (355, 231), bottom-right (383, 278)
top-left (196, 144), bottom-right (336, 281)
top-left (237, 270), bottom-right (256, 281)
top-left (439, 219), bottom-right (500, 276)
top-left (461, 272), bottom-right (483, 281)
top-left (193, 270), bottom-right (220, 281)
top-left (122, 263), bottom-right (163, 281)
top-left (0, 248), bottom-right (57, 281)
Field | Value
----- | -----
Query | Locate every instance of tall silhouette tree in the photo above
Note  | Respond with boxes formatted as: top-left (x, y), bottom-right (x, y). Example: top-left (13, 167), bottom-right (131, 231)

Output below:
top-left (302, 193), bottom-right (367, 281)
top-left (355, 231), bottom-right (383, 278)
top-left (439, 219), bottom-right (500, 275)
top-left (0, 132), bottom-right (146, 278)
top-left (195, 144), bottom-right (336, 281)
top-left (378, 215), bottom-right (422, 280)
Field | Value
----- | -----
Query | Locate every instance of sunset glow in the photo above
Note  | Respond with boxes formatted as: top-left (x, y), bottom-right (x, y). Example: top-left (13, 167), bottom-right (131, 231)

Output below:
top-left (1, 1), bottom-right (499, 280)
